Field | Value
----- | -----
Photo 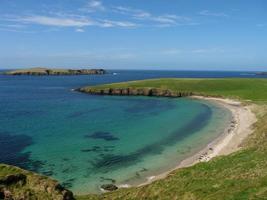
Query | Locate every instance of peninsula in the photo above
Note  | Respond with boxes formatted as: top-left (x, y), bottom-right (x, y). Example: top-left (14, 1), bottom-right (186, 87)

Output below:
top-left (4, 67), bottom-right (106, 76)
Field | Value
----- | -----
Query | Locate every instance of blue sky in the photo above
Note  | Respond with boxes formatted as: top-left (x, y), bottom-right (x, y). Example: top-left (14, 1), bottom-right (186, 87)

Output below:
top-left (0, 0), bottom-right (267, 70)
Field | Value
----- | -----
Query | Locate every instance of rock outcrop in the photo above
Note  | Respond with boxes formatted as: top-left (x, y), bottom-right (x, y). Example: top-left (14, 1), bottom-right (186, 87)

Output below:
top-left (0, 173), bottom-right (26, 186)
top-left (78, 87), bottom-right (193, 98)
top-left (5, 68), bottom-right (106, 76)
top-left (100, 184), bottom-right (118, 191)
top-left (0, 164), bottom-right (74, 200)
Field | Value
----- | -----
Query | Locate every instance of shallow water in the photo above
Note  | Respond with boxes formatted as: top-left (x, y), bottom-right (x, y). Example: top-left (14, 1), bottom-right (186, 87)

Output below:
top-left (0, 71), bottom-right (234, 194)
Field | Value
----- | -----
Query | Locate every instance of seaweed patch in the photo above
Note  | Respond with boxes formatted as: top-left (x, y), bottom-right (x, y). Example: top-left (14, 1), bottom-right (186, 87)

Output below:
top-left (61, 178), bottom-right (75, 188)
top-left (84, 132), bottom-right (119, 141)
top-left (100, 177), bottom-right (116, 183)
top-left (90, 106), bottom-right (212, 171)
top-left (81, 146), bottom-right (102, 153)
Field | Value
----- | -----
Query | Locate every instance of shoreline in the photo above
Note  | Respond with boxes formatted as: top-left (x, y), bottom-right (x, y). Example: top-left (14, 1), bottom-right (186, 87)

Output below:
top-left (118, 96), bottom-right (257, 188)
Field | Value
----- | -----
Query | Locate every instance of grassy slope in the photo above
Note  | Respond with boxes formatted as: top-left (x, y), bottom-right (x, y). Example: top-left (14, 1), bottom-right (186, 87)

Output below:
top-left (77, 78), bottom-right (267, 200)
top-left (0, 164), bottom-right (73, 200)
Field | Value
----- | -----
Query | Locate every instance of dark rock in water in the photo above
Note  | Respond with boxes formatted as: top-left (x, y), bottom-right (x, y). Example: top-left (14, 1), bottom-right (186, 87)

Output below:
top-left (43, 170), bottom-right (54, 176)
top-left (55, 183), bottom-right (74, 200)
top-left (84, 132), bottom-right (119, 141)
top-left (0, 131), bottom-right (33, 167)
top-left (92, 105), bottom-right (211, 172)
top-left (101, 184), bottom-right (118, 191)
top-left (140, 168), bottom-right (148, 172)
top-left (0, 131), bottom-right (45, 172)
top-left (100, 177), bottom-right (116, 183)
top-left (81, 146), bottom-right (102, 153)
top-left (61, 178), bottom-right (75, 188)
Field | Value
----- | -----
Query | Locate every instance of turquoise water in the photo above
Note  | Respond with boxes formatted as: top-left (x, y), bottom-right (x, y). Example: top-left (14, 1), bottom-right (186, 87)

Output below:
top-left (0, 73), bottom-right (232, 194)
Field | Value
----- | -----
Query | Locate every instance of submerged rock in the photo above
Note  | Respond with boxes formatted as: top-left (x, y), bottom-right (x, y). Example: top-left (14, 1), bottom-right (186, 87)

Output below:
top-left (84, 131), bottom-right (119, 141)
top-left (101, 184), bottom-right (118, 191)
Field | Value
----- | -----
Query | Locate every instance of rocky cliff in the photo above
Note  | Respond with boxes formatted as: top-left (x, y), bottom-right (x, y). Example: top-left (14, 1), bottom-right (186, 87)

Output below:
top-left (0, 164), bottom-right (74, 200)
top-left (77, 87), bottom-right (193, 97)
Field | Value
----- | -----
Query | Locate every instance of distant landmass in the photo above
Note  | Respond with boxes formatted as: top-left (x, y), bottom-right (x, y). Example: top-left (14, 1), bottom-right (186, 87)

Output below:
top-left (4, 67), bottom-right (106, 76)
top-left (256, 72), bottom-right (267, 75)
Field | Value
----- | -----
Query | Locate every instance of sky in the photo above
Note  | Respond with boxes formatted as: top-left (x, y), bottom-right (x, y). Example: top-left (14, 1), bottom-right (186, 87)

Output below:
top-left (0, 0), bottom-right (267, 71)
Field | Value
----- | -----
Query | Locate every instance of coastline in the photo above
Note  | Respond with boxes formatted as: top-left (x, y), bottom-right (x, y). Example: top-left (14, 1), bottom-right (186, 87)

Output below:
top-left (121, 96), bottom-right (257, 188)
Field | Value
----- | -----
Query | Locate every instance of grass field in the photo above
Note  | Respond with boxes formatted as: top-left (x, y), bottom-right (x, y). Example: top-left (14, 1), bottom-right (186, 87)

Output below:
top-left (77, 78), bottom-right (267, 200)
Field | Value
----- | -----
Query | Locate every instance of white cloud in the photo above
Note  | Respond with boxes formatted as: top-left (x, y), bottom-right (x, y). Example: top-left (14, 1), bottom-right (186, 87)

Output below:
top-left (11, 15), bottom-right (94, 27)
top-left (199, 10), bottom-right (228, 17)
top-left (3, 14), bottom-right (137, 29)
top-left (113, 6), bottom-right (149, 17)
top-left (83, 0), bottom-right (105, 12)
top-left (1, 3), bottom-right (197, 32)
top-left (0, 27), bottom-right (35, 33)
top-left (75, 28), bottom-right (85, 32)
top-left (161, 49), bottom-right (181, 55)
top-left (112, 6), bottom-right (195, 27)
top-left (52, 52), bottom-right (137, 60)
top-left (0, 23), bottom-right (32, 33)
top-left (0, 24), bottom-right (26, 28)
top-left (256, 23), bottom-right (267, 27)
top-left (98, 19), bottom-right (137, 28)
top-left (192, 48), bottom-right (224, 54)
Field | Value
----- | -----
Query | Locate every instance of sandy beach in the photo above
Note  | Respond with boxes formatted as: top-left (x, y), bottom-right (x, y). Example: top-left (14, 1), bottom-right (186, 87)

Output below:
top-left (134, 96), bottom-right (257, 187)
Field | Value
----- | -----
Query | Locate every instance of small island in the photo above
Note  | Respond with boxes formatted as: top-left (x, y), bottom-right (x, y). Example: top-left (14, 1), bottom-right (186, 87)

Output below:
top-left (256, 72), bottom-right (267, 75)
top-left (4, 67), bottom-right (106, 76)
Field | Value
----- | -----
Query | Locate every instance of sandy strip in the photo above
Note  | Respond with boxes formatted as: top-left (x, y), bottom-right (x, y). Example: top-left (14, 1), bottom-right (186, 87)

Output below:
top-left (134, 96), bottom-right (257, 187)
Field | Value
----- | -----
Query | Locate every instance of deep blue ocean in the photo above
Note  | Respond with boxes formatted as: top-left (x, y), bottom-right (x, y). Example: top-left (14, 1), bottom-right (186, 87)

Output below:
top-left (0, 70), bottom-right (265, 194)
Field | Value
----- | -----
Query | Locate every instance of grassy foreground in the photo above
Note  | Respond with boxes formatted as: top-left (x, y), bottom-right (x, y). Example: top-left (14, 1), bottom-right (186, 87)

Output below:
top-left (77, 78), bottom-right (267, 200)
top-left (0, 164), bottom-right (74, 199)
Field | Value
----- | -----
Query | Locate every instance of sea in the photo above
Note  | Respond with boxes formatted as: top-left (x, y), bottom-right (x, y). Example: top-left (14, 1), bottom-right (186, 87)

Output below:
top-left (0, 70), bottom-right (265, 194)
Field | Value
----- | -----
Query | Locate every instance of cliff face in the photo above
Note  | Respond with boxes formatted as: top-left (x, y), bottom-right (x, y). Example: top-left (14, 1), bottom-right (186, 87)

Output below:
top-left (5, 68), bottom-right (106, 76)
top-left (0, 164), bottom-right (74, 200)
top-left (78, 87), bottom-right (193, 97)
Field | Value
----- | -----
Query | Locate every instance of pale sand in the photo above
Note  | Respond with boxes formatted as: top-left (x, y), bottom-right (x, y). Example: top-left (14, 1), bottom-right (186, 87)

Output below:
top-left (134, 96), bottom-right (257, 187)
